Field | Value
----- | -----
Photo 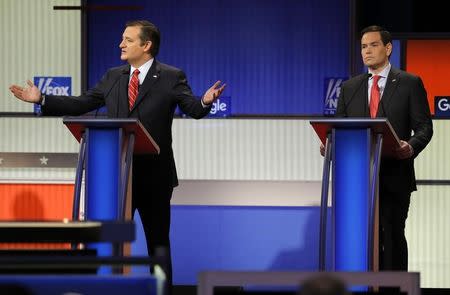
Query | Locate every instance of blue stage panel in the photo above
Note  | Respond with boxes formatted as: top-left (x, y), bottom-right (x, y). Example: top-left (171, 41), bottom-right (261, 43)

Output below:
top-left (165, 205), bottom-right (333, 285)
top-left (334, 129), bottom-right (370, 271)
top-left (85, 128), bottom-right (121, 273)
top-left (86, 128), bottom-right (120, 221)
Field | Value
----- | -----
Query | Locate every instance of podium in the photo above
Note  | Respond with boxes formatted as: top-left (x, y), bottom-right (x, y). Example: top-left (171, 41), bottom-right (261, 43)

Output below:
top-left (310, 118), bottom-right (400, 272)
top-left (63, 118), bottom-right (159, 261)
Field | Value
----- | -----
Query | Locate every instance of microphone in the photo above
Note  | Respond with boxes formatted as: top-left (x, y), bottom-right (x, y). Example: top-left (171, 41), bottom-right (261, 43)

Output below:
top-left (101, 68), bottom-right (129, 101)
top-left (378, 94), bottom-right (387, 118)
top-left (92, 69), bottom-right (128, 119)
top-left (111, 67), bottom-right (130, 118)
top-left (341, 73), bottom-right (371, 117)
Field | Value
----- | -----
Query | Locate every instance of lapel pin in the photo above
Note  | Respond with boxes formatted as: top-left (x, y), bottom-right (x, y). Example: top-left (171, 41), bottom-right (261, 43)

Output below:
top-left (153, 75), bottom-right (158, 78)
top-left (392, 79), bottom-right (396, 82)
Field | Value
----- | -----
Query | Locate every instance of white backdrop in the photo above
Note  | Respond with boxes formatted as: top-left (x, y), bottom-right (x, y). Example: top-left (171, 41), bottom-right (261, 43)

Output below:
top-left (0, 0), bottom-right (81, 113)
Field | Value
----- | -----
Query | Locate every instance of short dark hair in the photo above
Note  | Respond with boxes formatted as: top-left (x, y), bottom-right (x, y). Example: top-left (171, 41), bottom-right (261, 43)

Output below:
top-left (361, 25), bottom-right (392, 46)
top-left (126, 20), bottom-right (160, 57)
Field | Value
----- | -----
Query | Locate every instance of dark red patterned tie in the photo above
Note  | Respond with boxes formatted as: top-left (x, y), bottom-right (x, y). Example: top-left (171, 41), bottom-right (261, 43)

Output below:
top-left (128, 69), bottom-right (140, 110)
top-left (369, 75), bottom-right (380, 118)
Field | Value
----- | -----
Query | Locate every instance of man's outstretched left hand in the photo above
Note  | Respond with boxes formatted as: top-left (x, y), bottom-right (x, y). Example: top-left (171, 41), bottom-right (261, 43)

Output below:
top-left (202, 80), bottom-right (226, 105)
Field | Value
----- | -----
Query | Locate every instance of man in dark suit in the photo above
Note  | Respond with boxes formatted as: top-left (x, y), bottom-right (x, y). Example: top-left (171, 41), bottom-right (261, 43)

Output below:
top-left (336, 25), bottom-right (433, 270)
top-left (9, 20), bottom-right (225, 291)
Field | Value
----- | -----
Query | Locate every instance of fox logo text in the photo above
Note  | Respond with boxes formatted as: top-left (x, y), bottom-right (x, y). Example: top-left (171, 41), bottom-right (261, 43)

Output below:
top-left (208, 96), bottom-right (231, 117)
top-left (323, 77), bottom-right (346, 115)
top-left (34, 77), bottom-right (71, 96)
top-left (435, 96), bottom-right (450, 117)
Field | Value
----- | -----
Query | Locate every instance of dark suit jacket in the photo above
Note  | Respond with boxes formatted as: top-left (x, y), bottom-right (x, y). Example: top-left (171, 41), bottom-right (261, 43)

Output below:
top-left (42, 60), bottom-right (211, 188)
top-left (336, 67), bottom-right (433, 193)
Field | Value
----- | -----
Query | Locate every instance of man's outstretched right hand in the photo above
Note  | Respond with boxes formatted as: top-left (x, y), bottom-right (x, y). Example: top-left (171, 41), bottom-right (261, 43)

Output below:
top-left (9, 80), bottom-right (42, 104)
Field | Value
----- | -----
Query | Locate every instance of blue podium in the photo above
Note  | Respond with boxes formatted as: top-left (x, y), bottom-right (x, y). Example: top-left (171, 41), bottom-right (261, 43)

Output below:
top-left (0, 119), bottom-right (165, 295)
top-left (63, 118), bottom-right (159, 261)
top-left (310, 118), bottom-right (400, 272)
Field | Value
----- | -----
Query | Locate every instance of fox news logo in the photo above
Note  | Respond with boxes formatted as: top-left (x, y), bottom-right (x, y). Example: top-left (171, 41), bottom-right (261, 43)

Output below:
top-left (323, 77), bottom-right (345, 116)
top-left (33, 77), bottom-right (71, 114)
top-left (435, 96), bottom-right (450, 117)
top-left (34, 77), bottom-right (71, 95)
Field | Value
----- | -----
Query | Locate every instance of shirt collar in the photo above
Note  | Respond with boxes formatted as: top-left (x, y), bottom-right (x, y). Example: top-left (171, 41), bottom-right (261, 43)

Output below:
top-left (130, 58), bottom-right (154, 83)
top-left (369, 62), bottom-right (391, 80)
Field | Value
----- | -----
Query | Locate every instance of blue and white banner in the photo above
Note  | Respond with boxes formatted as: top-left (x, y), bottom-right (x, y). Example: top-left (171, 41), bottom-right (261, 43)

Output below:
top-left (207, 96), bottom-right (231, 118)
top-left (435, 96), bottom-right (450, 117)
top-left (177, 96), bottom-right (232, 118)
top-left (34, 76), bottom-right (71, 96)
top-left (323, 77), bottom-right (346, 116)
top-left (33, 76), bottom-right (72, 114)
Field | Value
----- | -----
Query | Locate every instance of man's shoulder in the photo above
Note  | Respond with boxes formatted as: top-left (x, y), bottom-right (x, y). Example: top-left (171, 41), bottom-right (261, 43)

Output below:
top-left (155, 60), bottom-right (183, 73)
top-left (99, 65), bottom-right (129, 81)
top-left (107, 64), bottom-right (129, 74)
top-left (390, 67), bottom-right (422, 83)
top-left (153, 60), bottom-right (189, 81)
top-left (342, 73), bottom-right (367, 88)
top-left (107, 61), bottom-right (184, 74)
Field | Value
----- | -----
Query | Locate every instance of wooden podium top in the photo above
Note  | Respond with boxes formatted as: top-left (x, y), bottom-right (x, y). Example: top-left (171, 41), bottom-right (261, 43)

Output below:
top-left (63, 118), bottom-right (160, 155)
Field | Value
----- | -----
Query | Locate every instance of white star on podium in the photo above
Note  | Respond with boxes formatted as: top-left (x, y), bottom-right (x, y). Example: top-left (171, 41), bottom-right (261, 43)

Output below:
top-left (40, 156), bottom-right (49, 165)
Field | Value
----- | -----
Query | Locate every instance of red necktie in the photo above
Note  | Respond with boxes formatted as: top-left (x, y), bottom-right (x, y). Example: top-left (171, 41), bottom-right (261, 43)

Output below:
top-left (128, 69), bottom-right (140, 110)
top-left (369, 75), bottom-right (380, 118)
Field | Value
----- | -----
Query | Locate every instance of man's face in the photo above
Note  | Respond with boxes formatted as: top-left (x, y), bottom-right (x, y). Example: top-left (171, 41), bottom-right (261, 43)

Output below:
top-left (119, 26), bottom-right (152, 67)
top-left (361, 31), bottom-right (392, 70)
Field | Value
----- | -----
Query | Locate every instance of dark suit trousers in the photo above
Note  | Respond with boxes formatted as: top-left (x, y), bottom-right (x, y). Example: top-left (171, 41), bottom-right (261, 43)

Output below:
top-left (132, 156), bottom-right (174, 292)
top-left (379, 190), bottom-right (411, 271)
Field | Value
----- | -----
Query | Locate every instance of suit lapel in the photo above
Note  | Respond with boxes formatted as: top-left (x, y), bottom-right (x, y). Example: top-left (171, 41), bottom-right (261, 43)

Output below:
top-left (378, 68), bottom-right (400, 117)
top-left (130, 60), bottom-right (161, 113)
